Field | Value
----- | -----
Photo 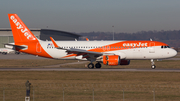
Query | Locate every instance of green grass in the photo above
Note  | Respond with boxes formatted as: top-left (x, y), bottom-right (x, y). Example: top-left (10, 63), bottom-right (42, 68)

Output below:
top-left (0, 71), bottom-right (180, 101)
top-left (0, 59), bottom-right (76, 68)
top-left (0, 57), bottom-right (180, 101)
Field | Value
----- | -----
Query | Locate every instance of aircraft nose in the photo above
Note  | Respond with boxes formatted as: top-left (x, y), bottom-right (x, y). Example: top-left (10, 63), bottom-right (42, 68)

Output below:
top-left (170, 49), bottom-right (177, 57)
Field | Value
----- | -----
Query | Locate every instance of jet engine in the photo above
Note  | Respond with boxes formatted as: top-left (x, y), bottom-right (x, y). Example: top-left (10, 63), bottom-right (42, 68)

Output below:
top-left (102, 55), bottom-right (130, 66)
top-left (103, 55), bottom-right (120, 66)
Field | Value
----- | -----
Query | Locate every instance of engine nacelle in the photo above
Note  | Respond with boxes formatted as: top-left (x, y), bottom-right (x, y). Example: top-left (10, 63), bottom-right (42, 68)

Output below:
top-left (120, 59), bottom-right (130, 65)
top-left (102, 55), bottom-right (130, 66)
top-left (103, 55), bottom-right (121, 66)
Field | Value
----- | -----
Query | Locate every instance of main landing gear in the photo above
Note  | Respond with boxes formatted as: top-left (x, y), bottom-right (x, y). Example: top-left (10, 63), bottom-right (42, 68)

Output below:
top-left (88, 62), bottom-right (102, 69)
top-left (151, 59), bottom-right (156, 69)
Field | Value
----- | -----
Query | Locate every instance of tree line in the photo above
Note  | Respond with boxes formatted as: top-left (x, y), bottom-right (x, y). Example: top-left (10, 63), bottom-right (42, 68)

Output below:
top-left (78, 30), bottom-right (180, 48)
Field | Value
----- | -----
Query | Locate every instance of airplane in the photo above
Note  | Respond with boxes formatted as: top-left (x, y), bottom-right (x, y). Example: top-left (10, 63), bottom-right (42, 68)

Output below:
top-left (0, 48), bottom-right (14, 55)
top-left (0, 43), bottom-right (20, 55)
top-left (8, 14), bottom-right (177, 69)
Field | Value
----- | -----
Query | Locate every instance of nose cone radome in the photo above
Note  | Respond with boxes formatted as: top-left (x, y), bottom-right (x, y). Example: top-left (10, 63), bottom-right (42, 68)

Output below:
top-left (170, 49), bottom-right (177, 58)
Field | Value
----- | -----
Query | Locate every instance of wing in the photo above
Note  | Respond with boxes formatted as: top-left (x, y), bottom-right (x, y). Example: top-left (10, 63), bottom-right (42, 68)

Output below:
top-left (50, 37), bottom-right (103, 60)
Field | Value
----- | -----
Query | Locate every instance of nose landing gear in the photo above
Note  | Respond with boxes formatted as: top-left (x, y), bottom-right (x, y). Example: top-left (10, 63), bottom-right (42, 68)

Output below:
top-left (151, 59), bottom-right (156, 69)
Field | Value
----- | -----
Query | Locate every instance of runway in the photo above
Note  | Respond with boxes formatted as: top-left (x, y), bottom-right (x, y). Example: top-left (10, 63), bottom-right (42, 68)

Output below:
top-left (0, 53), bottom-right (180, 72)
top-left (0, 53), bottom-right (47, 59)
top-left (0, 68), bottom-right (180, 72)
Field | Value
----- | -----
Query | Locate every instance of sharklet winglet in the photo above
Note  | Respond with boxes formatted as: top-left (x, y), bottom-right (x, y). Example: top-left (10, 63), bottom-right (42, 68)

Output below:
top-left (50, 37), bottom-right (60, 48)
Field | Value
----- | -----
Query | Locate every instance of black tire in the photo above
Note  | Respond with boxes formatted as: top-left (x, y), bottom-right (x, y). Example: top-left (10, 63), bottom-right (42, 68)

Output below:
top-left (88, 63), bottom-right (94, 69)
top-left (15, 51), bottom-right (20, 54)
top-left (2, 52), bottom-right (7, 55)
top-left (151, 65), bottom-right (156, 69)
top-left (95, 63), bottom-right (101, 68)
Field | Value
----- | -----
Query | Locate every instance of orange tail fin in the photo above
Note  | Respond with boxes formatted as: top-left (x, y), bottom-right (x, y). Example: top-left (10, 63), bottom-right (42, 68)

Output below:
top-left (8, 14), bottom-right (38, 44)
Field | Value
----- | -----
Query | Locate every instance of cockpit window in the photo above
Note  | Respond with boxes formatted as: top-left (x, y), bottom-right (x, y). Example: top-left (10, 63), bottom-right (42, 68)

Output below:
top-left (161, 46), bottom-right (170, 48)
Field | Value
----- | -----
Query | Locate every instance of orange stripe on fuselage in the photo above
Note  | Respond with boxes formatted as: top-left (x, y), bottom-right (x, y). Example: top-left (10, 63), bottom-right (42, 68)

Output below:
top-left (62, 41), bottom-right (168, 58)
top-left (89, 40), bottom-right (167, 52)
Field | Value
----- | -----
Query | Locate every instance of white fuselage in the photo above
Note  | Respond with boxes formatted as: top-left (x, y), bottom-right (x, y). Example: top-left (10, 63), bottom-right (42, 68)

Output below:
top-left (38, 40), bottom-right (177, 60)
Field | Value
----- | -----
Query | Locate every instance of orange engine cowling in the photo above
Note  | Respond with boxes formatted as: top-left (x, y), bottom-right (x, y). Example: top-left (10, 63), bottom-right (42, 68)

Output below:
top-left (103, 55), bottom-right (121, 66)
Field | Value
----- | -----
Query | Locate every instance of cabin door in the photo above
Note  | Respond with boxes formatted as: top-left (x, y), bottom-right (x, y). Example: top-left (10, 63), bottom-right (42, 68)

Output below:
top-left (149, 42), bottom-right (155, 53)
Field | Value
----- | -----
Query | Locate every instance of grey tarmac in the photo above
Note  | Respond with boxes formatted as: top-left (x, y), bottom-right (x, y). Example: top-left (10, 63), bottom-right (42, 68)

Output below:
top-left (0, 68), bottom-right (180, 72)
top-left (0, 53), bottom-right (180, 72)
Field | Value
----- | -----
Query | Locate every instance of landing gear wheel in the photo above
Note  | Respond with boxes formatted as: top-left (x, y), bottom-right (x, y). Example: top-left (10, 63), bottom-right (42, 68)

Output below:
top-left (95, 63), bottom-right (101, 68)
top-left (2, 52), bottom-right (7, 55)
top-left (151, 65), bottom-right (156, 69)
top-left (151, 59), bottom-right (156, 69)
top-left (88, 63), bottom-right (94, 69)
top-left (15, 51), bottom-right (20, 54)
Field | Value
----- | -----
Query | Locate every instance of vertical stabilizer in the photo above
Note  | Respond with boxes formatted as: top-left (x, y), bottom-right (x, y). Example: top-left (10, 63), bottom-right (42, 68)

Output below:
top-left (8, 14), bottom-right (38, 44)
top-left (7, 14), bottom-right (52, 58)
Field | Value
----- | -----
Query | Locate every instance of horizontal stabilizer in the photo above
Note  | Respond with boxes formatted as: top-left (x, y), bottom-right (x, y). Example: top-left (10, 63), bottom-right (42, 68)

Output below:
top-left (3, 43), bottom-right (27, 49)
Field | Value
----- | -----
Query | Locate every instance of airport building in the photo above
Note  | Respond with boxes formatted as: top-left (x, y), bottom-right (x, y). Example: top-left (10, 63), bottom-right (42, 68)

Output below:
top-left (0, 28), bottom-right (81, 48)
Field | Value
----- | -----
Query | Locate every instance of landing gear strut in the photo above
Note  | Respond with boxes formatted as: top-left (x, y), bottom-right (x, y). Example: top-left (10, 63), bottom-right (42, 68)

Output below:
top-left (151, 59), bottom-right (156, 69)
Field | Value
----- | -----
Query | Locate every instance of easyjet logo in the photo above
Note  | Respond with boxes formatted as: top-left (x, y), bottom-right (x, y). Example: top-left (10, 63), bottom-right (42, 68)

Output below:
top-left (123, 42), bottom-right (148, 47)
top-left (10, 15), bottom-right (36, 40)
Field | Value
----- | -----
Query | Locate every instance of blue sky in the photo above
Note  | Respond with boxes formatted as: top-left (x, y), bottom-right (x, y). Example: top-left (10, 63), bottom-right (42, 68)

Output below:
top-left (0, 0), bottom-right (180, 33)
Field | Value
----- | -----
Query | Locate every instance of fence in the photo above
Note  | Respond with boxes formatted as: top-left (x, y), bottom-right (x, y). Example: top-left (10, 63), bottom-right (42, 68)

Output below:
top-left (1, 83), bottom-right (180, 101)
